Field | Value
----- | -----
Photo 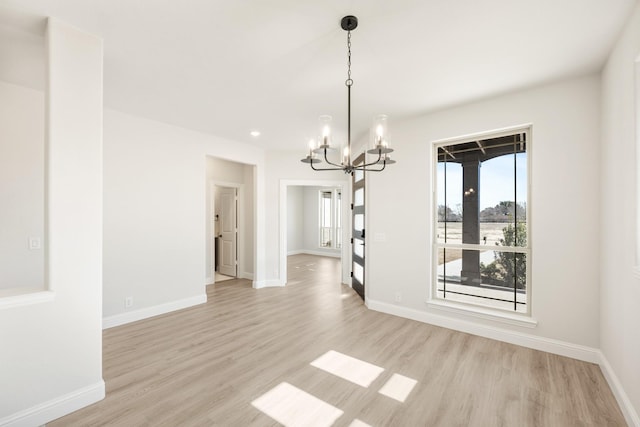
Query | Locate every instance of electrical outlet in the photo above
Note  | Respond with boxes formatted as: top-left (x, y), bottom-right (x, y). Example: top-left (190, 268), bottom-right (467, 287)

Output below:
top-left (28, 237), bottom-right (41, 250)
top-left (125, 296), bottom-right (133, 309)
top-left (395, 292), bottom-right (402, 303)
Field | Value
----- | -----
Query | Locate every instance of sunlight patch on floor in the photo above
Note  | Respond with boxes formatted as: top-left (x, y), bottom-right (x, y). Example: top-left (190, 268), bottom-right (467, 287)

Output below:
top-left (378, 373), bottom-right (418, 402)
top-left (310, 350), bottom-right (384, 388)
top-left (348, 419), bottom-right (373, 427)
top-left (251, 382), bottom-right (343, 427)
top-left (253, 351), bottom-right (418, 426)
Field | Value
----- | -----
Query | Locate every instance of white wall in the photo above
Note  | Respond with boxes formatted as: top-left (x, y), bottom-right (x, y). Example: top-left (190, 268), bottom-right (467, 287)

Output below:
top-left (366, 75), bottom-right (602, 349)
top-left (0, 6), bottom-right (46, 92)
top-left (600, 2), bottom-right (640, 424)
top-left (0, 80), bottom-right (44, 291)
top-left (207, 156), bottom-right (246, 183)
top-left (205, 156), bottom-right (255, 282)
top-left (287, 186), bottom-right (304, 253)
top-left (103, 110), bottom-right (265, 322)
top-left (303, 187), bottom-right (322, 252)
top-left (0, 17), bottom-right (104, 425)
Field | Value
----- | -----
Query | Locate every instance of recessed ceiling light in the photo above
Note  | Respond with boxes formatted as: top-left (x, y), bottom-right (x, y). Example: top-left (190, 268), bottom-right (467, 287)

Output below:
top-left (250, 130), bottom-right (261, 137)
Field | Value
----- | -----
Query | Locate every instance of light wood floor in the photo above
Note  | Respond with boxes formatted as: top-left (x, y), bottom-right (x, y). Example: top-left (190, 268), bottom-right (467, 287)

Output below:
top-left (49, 254), bottom-right (626, 426)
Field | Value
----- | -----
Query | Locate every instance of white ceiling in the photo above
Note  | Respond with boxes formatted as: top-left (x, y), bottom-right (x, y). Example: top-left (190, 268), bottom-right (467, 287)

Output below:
top-left (0, 0), bottom-right (636, 150)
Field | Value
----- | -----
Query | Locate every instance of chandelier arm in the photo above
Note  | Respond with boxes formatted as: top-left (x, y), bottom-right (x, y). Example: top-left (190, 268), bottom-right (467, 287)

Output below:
top-left (357, 151), bottom-right (384, 168)
top-left (310, 161), bottom-right (345, 171)
top-left (320, 148), bottom-right (345, 168)
top-left (354, 161), bottom-right (387, 172)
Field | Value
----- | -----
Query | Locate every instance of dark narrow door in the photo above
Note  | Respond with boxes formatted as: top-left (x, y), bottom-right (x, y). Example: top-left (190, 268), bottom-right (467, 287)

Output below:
top-left (352, 154), bottom-right (365, 300)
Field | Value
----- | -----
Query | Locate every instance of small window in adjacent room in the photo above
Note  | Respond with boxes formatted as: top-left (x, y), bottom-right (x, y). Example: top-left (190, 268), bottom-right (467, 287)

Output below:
top-left (432, 126), bottom-right (531, 315)
top-left (335, 190), bottom-right (342, 249)
top-left (319, 189), bottom-right (342, 249)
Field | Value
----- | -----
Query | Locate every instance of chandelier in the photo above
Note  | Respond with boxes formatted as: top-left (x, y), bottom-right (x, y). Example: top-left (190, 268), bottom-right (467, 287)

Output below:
top-left (301, 15), bottom-right (396, 174)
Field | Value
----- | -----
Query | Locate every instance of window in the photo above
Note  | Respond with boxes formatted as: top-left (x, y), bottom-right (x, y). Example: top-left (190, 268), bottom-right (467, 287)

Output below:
top-left (335, 191), bottom-right (342, 249)
top-left (432, 127), bottom-right (530, 315)
top-left (319, 189), bottom-right (342, 249)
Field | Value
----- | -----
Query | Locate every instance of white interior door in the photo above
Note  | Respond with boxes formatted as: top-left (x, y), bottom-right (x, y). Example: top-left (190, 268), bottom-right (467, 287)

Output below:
top-left (218, 187), bottom-right (237, 277)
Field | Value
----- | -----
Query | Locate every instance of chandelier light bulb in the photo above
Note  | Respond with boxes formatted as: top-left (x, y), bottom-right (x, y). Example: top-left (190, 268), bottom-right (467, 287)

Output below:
top-left (373, 115), bottom-right (388, 148)
top-left (317, 115), bottom-right (333, 149)
top-left (376, 124), bottom-right (384, 142)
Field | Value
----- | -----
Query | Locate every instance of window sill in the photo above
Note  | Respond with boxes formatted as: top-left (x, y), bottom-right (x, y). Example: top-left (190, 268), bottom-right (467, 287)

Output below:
top-left (0, 288), bottom-right (55, 310)
top-left (426, 299), bottom-right (538, 328)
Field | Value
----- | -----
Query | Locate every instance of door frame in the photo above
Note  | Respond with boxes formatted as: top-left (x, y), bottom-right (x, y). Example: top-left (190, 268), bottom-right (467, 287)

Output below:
top-left (279, 179), bottom-right (351, 286)
top-left (210, 181), bottom-right (245, 283)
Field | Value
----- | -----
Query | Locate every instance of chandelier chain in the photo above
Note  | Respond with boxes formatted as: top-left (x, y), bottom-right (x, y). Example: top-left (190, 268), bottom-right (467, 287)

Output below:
top-left (346, 31), bottom-right (353, 87)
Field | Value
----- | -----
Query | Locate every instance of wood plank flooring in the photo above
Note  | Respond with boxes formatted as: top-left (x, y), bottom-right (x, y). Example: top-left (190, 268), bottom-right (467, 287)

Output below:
top-left (49, 254), bottom-right (626, 426)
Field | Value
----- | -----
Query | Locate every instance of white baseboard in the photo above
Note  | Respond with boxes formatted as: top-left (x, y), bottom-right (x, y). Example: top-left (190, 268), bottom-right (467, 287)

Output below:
top-left (253, 279), bottom-right (285, 289)
top-left (0, 290), bottom-right (55, 310)
top-left (102, 294), bottom-right (207, 329)
top-left (205, 276), bottom-right (213, 284)
top-left (0, 380), bottom-right (105, 427)
top-left (598, 351), bottom-right (640, 427)
top-left (241, 272), bottom-right (254, 280)
top-left (366, 299), bottom-right (600, 363)
top-left (287, 249), bottom-right (341, 259)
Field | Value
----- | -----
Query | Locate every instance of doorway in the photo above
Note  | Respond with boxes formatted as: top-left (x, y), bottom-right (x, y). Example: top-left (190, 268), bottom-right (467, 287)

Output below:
top-left (279, 180), bottom-right (350, 287)
top-left (206, 156), bottom-right (255, 285)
